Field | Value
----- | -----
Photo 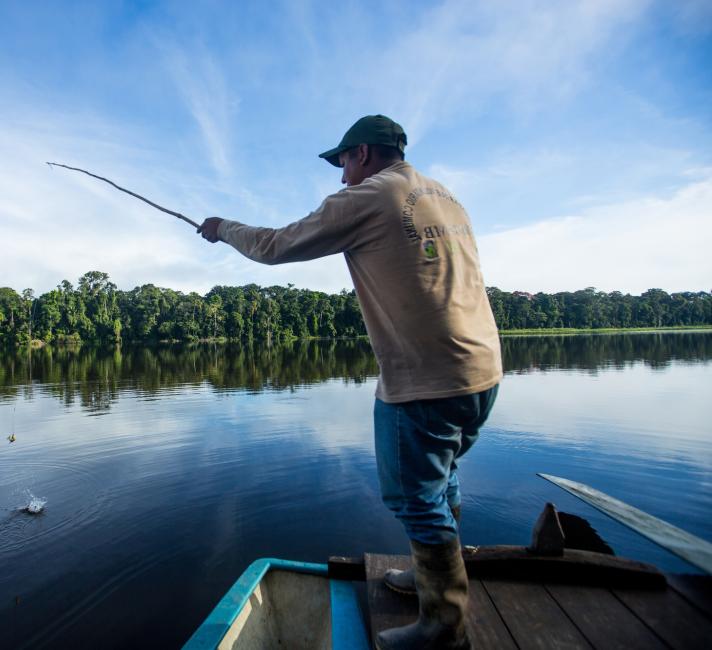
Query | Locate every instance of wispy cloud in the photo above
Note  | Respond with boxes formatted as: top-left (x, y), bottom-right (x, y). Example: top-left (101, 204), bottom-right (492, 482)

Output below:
top-left (155, 39), bottom-right (238, 179)
top-left (479, 175), bottom-right (712, 294)
top-left (347, 0), bottom-right (650, 144)
top-left (430, 139), bottom-right (708, 233)
top-left (430, 148), bottom-right (574, 222)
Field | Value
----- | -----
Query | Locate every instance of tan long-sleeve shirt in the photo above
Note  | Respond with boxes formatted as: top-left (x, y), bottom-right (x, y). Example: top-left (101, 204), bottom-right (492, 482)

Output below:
top-left (218, 161), bottom-right (502, 403)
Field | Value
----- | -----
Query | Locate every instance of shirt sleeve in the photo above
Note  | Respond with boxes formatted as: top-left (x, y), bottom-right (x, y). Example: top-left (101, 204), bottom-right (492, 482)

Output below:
top-left (217, 185), bottom-right (377, 265)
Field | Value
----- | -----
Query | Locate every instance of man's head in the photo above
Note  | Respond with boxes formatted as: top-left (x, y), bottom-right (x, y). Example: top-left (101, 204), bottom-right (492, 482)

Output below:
top-left (319, 115), bottom-right (407, 186)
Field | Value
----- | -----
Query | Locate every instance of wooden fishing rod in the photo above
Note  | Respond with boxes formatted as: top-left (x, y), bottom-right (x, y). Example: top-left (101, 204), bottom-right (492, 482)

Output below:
top-left (46, 162), bottom-right (200, 229)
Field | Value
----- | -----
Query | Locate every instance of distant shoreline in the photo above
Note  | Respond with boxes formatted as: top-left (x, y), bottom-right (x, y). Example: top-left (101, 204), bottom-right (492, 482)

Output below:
top-left (8, 325), bottom-right (712, 350)
top-left (499, 325), bottom-right (712, 336)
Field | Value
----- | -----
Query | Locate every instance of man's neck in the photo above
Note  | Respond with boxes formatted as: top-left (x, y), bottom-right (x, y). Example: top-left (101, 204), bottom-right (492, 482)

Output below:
top-left (369, 159), bottom-right (403, 177)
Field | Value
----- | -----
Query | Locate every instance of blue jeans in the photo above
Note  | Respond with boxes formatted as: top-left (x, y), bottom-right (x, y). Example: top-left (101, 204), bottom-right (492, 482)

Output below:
top-left (374, 385), bottom-right (499, 545)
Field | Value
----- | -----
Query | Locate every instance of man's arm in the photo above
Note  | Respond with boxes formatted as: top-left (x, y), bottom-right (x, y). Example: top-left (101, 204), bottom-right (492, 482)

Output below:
top-left (197, 185), bottom-right (378, 265)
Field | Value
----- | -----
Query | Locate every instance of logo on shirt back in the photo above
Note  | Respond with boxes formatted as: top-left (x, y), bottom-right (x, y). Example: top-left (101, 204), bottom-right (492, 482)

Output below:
top-left (422, 239), bottom-right (439, 260)
top-left (400, 185), bottom-right (474, 261)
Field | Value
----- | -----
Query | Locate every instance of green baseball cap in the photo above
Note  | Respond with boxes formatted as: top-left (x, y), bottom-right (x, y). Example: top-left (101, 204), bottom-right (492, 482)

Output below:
top-left (318, 114), bottom-right (407, 167)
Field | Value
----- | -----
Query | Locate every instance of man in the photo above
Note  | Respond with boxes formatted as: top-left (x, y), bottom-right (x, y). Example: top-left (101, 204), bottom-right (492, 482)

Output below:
top-left (198, 114), bottom-right (502, 650)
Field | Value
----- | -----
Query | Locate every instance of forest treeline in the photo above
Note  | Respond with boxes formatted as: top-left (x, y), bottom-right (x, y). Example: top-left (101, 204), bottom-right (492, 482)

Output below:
top-left (0, 271), bottom-right (710, 345)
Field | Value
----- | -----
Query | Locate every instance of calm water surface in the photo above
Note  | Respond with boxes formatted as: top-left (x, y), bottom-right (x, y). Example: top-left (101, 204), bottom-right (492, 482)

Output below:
top-left (1, 333), bottom-right (710, 648)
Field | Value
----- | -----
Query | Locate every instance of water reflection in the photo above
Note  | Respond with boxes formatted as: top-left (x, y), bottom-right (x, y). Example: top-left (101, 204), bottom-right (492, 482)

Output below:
top-left (500, 330), bottom-right (712, 371)
top-left (1, 332), bottom-right (710, 414)
top-left (0, 339), bottom-right (378, 412)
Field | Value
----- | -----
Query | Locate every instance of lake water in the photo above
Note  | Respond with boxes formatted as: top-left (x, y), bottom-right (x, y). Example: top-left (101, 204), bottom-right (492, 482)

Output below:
top-left (1, 333), bottom-right (710, 648)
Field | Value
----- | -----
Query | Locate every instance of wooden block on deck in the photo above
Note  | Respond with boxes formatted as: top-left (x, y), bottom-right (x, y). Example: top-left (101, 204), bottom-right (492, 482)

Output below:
top-left (328, 556), bottom-right (367, 582)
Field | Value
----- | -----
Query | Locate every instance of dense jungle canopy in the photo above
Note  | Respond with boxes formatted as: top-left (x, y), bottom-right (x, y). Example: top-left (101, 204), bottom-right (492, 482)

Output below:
top-left (0, 271), bottom-right (710, 345)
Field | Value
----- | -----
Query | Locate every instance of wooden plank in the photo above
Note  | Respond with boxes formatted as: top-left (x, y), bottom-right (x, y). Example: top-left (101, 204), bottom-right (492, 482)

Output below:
top-left (466, 579), bottom-right (518, 649)
top-left (333, 547), bottom-right (665, 587)
top-left (546, 583), bottom-right (667, 649)
top-left (666, 573), bottom-right (712, 619)
top-left (614, 586), bottom-right (712, 649)
top-left (483, 579), bottom-right (592, 649)
top-left (539, 474), bottom-right (712, 575)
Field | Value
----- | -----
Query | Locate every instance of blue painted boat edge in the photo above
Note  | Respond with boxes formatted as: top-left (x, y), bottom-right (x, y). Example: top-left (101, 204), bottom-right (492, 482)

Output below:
top-left (182, 558), bottom-right (328, 649)
top-left (330, 579), bottom-right (371, 650)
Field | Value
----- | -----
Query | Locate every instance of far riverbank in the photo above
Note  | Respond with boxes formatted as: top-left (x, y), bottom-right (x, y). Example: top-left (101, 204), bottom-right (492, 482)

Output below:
top-left (5, 325), bottom-right (712, 349)
top-left (499, 325), bottom-right (712, 336)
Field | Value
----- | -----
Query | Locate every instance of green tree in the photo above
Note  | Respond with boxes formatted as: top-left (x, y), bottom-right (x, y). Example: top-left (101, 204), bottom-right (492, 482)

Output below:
top-left (0, 287), bottom-right (23, 344)
top-left (37, 288), bottom-right (62, 342)
top-left (21, 288), bottom-right (36, 342)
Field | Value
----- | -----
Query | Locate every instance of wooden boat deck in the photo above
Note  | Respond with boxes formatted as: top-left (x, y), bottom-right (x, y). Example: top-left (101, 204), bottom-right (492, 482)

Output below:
top-left (331, 551), bottom-right (712, 649)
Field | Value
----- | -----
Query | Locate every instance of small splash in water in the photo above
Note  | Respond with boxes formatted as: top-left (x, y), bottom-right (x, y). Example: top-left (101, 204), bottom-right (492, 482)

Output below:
top-left (21, 491), bottom-right (46, 515)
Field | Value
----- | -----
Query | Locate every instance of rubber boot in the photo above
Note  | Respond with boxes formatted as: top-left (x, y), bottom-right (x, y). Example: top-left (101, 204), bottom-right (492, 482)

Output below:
top-left (375, 537), bottom-right (471, 650)
top-left (384, 505), bottom-right (461, 596)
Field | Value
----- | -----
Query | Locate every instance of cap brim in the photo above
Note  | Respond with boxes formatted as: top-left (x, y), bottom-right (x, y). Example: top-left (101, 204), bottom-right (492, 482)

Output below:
top-left (318, 145), bottom-right (347, 167)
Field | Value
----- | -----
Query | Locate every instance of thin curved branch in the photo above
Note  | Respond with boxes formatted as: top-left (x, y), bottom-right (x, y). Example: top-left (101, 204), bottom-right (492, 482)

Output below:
top-left (46, 162), bottom-right (200, 229)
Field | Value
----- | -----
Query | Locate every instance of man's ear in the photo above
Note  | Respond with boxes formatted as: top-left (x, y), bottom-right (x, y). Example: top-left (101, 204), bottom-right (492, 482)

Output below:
top-left (358, 143), bottom-right (371, 166)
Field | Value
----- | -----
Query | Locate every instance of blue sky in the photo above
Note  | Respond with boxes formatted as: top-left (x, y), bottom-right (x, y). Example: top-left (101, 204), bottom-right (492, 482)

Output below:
top-left (1, 0), bottom-right (711, 295)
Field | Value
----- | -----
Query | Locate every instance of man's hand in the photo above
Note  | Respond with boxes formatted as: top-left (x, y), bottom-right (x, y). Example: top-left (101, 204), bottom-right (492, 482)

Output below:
top-left (197, 217), bottom-right (224, 243)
